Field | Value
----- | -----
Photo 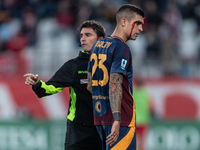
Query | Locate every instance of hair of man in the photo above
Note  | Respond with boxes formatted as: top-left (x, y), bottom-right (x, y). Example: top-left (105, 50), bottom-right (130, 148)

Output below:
top-left (116, 4), bottom-right (144, 25)
top-left (79, 20), bottom-right (106, 38)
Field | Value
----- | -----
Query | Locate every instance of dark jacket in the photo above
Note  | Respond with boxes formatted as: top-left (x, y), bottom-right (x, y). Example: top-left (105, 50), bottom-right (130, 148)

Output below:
top-left (32, 51), bottom-right (94, 125)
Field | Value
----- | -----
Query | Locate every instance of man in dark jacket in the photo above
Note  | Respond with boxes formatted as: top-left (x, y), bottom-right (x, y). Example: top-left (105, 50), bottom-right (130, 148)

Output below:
top-left (24, 20), bottom-right (106, 150)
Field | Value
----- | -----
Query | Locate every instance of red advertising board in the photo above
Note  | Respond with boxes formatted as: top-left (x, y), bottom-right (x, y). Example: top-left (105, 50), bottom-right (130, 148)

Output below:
top-left (143, 77), bottom-right (200, 120)
top-left (0, 77), bottom-right (199, 120)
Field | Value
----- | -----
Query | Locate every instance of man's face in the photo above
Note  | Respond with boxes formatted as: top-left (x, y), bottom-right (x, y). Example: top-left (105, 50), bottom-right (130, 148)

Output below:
top-left (80, 28), bottom-right (98, 53)
top-left (127, 14), bottom-right (144, 40)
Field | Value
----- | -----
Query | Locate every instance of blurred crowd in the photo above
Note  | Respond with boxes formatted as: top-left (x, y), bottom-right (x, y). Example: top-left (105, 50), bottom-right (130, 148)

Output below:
top-left (0, 0), bottom-right (200, 77)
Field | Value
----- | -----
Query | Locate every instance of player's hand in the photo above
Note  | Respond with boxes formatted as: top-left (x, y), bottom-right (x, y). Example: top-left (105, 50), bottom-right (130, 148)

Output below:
top-left (23, 73), bottom-right (39, 85)
top-left (106, 121), bottom-right (120, 146)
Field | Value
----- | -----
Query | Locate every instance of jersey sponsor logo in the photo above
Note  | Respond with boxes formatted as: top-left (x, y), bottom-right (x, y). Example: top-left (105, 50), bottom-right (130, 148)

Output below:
top-left (78, 70), bottom-right (88, 74)
top-left (95, 41), bottom-right (112, 49)
top-left (80, 79), bottom-right (88, 84)
top-left (92, 95), bottom-right (109, 100)
top-left (121, 59), bottom-right (127, 70)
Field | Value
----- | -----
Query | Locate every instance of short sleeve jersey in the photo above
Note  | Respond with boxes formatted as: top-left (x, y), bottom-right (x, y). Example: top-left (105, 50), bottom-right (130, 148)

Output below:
top-left (88, 36), bottom-right (135, 127)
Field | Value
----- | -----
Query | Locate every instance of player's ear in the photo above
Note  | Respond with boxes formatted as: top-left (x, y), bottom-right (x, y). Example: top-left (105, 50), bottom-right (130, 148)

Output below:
top-left (121, 18), bottom-right (127, 27)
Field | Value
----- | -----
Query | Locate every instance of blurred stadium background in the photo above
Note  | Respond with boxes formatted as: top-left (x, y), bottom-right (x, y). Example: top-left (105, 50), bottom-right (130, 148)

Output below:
top-left (0, 0), bottom-right (200, 150)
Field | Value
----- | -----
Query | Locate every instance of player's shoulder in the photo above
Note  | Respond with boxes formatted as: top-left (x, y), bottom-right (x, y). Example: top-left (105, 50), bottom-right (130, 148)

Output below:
top-left (108, 36), bottom-right (127, 47)
top-left (100, 36), bottom-right (123, 47)
top-left (96, 35), bottom-right (116, 43)
top-left (104, 36), bottom-right (117, 43)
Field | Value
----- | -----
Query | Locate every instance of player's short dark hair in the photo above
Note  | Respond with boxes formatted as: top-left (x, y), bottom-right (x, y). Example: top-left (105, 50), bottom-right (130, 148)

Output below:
top-left (79, 20), bottom-right (106, 38)
top-left (116, 4), bottom-right (144, 24)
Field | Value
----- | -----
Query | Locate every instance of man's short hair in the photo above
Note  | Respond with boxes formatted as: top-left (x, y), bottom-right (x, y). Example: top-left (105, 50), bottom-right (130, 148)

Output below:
top-left (79, 20), bottom-right (106, 38)
top-left (116, 4), bottom-right (144, 24)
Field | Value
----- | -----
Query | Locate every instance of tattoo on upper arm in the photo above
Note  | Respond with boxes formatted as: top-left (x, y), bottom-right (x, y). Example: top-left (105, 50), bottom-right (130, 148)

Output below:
top-left (109, 73), bottom-right (123, 121)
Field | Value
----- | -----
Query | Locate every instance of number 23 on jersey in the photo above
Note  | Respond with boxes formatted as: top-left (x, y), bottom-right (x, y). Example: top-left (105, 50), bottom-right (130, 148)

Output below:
top-left (90, 53), bottom-right (109, 87)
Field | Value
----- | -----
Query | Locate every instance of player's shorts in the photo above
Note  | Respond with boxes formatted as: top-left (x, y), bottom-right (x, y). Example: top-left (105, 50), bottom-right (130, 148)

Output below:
top-left (64, 119), bottom-right (102, 150)
top-left (96, 125), bottom-right (136, 150)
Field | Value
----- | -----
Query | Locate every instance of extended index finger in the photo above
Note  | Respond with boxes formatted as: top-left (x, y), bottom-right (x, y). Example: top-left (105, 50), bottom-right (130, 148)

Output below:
top-left (23, 73), bottom-right (34, 78)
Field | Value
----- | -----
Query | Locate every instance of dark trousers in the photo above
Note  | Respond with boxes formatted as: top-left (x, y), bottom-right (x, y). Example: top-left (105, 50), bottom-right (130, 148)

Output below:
top-left (65, 119), bottom-right (102, 150)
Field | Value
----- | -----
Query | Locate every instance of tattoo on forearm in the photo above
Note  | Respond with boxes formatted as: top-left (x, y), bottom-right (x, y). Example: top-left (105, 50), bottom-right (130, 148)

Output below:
top-left (87, 73), bottom-right (91, 82)
top-left (109, 73), bottom-right (123, 121)
top-left (87, 73), bottom-right (92, 93)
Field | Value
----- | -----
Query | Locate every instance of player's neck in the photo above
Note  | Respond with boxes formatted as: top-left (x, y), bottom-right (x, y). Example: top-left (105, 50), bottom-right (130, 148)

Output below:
top-left (111, 28), bottom-right (127, 42)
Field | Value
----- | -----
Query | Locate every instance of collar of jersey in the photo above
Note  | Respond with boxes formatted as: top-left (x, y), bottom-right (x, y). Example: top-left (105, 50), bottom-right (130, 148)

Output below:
top-left (111, 36), bottom-right (125, 43)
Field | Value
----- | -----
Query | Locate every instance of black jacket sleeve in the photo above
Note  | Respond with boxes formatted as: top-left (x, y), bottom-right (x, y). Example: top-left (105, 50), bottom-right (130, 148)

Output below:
top-left (32, 60), bottom-right (74, 98)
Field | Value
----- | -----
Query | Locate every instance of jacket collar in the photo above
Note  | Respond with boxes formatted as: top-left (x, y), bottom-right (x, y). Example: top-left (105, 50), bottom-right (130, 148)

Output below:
top-left (78, 51), bottom-right (90, 59)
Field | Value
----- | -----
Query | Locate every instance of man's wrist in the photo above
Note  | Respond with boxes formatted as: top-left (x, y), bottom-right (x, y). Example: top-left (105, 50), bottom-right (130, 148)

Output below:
top-left (33, 80), bottom-right (41, 89)
top-left (113, 112), bottom-right (121, 121)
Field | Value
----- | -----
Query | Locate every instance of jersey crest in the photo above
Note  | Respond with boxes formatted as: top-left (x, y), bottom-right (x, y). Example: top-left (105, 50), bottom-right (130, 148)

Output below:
top-left (121, 59), bottom-right (127, 70)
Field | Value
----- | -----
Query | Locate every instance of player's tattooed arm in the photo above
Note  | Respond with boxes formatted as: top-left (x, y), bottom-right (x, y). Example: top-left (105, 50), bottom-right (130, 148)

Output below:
top-left (87, 72), bottom-right (92, 93)
top-left (109, 73), bottom-right (123, 121)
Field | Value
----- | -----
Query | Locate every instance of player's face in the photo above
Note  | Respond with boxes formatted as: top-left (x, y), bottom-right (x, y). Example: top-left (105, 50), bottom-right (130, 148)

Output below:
top-left (127, 14), bottom-right (144, 40)
top-left (80, 28), bottom-right (98, 53)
